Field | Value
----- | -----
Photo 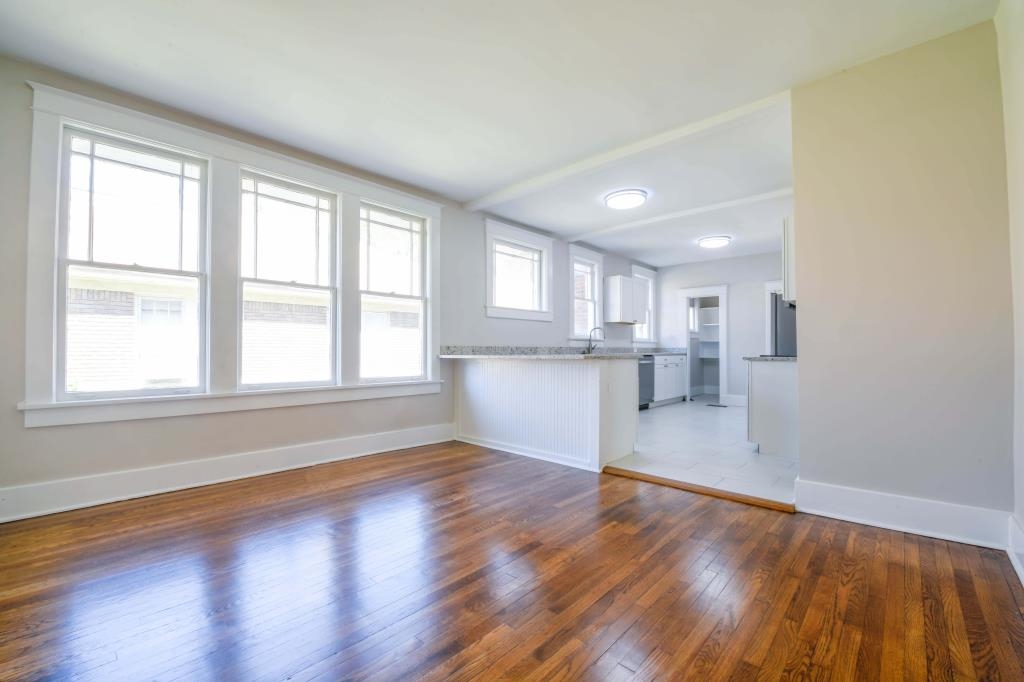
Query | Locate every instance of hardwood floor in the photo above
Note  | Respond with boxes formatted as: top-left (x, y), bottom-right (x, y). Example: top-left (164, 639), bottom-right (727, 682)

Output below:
top-left (2, 442), bottom-right (1024, 680)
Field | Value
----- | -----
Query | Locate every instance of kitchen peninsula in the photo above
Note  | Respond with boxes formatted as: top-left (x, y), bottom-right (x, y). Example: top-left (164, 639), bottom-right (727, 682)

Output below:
top-left (440, 346), bottom-right (642, 472)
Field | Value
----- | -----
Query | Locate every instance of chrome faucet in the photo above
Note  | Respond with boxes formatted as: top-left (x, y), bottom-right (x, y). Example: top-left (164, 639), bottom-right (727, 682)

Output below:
top-left (585, 327), bottom-right (605, 354)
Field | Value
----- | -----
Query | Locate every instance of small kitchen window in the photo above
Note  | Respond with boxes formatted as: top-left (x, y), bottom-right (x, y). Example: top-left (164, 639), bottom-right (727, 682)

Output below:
top-left (485, 219), bottom-right (553, 321)
top-left (632, 265), bottom-right (657, 343)
top-left (569, 244), bottom-right (603, 338)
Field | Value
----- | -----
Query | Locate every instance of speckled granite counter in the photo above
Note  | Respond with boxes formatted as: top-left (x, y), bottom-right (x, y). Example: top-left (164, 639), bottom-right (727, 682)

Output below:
top-left (440, 345), bottom-right (685, 360)
top-left (743, 356), bottom-right (798, 362)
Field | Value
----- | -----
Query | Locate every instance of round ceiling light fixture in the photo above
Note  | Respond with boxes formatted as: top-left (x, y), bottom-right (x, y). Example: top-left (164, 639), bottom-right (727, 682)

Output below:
top-left (603, 189), bottom-right (648, 210)
top-left (697, 235), bottom-right (732, 249)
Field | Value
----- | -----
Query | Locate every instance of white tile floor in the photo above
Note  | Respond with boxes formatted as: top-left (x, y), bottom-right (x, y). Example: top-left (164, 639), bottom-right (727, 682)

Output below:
top-left (607, 395), bottom-right (798, 503)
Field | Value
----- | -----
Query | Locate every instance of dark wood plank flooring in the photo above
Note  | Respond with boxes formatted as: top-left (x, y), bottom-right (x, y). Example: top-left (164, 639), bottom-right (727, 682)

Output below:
top-left (2, 441), bottom-right (1023, 680)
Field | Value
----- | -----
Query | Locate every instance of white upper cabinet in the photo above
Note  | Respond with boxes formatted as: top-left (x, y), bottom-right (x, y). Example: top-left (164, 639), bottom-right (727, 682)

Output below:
top-left (783, 216), bottom-right (796, 302)
top-left (605, 275), bottom-right (646, 325)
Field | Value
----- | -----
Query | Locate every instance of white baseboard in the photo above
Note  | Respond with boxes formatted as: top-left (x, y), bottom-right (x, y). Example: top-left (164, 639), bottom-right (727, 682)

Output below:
top-left (1008, 515), bottom-right (1024, 585)
top-left (455, 435), bottom-right (599, 473)
top-left (795, 478), bottom-right (1009, 550)
top-left (719, 393), bottom-right (747, 407)
top-left (0, 423), bottom-right (455, 523)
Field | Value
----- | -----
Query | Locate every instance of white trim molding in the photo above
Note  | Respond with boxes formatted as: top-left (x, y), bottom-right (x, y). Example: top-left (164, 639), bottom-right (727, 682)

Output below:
top-left (1009, 515), bottom-right (1024, 586)
top-left (0, 423), bottom-right (455, 522)
top-left (18, 380), bottom-right (444, 427)
top-left (795, 478), bottom-right (1009, 550)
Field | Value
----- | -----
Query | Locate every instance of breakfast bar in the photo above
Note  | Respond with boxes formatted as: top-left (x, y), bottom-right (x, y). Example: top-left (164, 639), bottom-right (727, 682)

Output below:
top-left (440, 346), bottom-right (641, 472)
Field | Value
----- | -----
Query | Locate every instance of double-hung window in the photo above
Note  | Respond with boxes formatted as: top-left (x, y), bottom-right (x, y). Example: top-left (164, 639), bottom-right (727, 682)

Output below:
top-left (240, 173), bottom-right (336, 387)
top-left (632, 265), bottom-right (657, 343)
top-left (23, 85), bottom-right (442, 427)
top-left (359, 204), bottom-right (427, 380)
top-left (569, 245), bottom-right (603, 339)
top-left (59, 130), bottom-right (206, 398)
top-left (485, 219), bottom-right (553, 321)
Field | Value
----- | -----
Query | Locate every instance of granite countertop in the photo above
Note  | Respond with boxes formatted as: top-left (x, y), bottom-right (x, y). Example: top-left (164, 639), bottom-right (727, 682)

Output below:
top-left (439, 345), bottom-right (685, 360)
top-left (743, 355), bottom-right (798, 362)
top-left (439, 353), bottom-right (645, 360)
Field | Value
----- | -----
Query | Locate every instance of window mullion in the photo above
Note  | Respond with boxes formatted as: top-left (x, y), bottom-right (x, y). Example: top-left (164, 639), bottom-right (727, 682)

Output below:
top-left (339, 194), bottom-right (362, 385)
top-left (208, 158), bottom-right (241, 393)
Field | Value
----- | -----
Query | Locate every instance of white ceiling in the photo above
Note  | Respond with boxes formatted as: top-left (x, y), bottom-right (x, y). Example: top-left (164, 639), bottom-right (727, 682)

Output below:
top-left (0, 0), bottom-right (997, 204)
top-left (485, 97), bottom-right (794, 266)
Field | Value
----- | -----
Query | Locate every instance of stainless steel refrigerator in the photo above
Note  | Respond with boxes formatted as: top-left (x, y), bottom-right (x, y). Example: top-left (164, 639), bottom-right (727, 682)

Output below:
top-left (770, 293), bottom-right (797, 357)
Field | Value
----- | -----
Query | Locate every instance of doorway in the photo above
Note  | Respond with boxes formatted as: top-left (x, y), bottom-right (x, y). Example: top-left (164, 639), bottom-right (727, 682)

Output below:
top-left (681, 285), bottom-right (728, 402)
top-left (605, 282), bottom-right (797, 509)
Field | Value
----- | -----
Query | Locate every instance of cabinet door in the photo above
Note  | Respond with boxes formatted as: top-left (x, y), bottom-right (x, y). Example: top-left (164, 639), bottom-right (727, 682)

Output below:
top-left (652, 365), bottom-right (670, 402)
top-left (631, 277), bottom-right (648, 325)
top-left (604, 276), bottom-right (634, 324)
top-left (671, 363), bottom-right (684, 398)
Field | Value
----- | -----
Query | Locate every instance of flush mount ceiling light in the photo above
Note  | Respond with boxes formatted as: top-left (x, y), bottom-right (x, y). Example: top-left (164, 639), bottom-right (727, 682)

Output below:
top-left (697, 235), bottom-right (732, 249)
top-left (603, 189), bottom-right (647, 210)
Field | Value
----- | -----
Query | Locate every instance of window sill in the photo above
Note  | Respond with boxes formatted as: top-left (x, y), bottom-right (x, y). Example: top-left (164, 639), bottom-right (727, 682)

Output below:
top-left (18, 380), bottom-right (444, 428)
top-left (485, 306), bottom-right (553, 322)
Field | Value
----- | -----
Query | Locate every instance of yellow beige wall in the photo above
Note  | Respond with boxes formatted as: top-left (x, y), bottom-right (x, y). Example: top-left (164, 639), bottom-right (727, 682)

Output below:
top-left (792, 22), bottom-right (1013, 509)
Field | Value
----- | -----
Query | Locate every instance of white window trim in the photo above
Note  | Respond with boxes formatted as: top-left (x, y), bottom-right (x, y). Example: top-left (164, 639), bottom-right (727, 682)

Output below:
top-left (568, 244), bottom-right (604, 340)
top-left (632, 264), bottom-right (657, 344)
top-left (484, 219), bottom-right (554, 321)
top-left (20, 82), bottom-right (442, 427)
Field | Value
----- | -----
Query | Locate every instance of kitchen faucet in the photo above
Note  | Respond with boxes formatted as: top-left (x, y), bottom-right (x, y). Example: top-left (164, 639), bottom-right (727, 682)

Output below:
top-left (585, 327), bottom-right (605, 354)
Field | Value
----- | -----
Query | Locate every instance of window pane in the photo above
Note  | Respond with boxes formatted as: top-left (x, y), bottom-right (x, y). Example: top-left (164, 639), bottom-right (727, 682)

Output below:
top-left (91, 158), bottom-right (183, 269)
top-left (361, 221), bottom-right (417, 294)
top-left (65, 265), bottom-right (200, 393)
top-left (255, 195), bottom-right (317, 283)
top-left (241, 282), bottom-right (331, 385)
top-left (574, 261), bottom-right (593, 299)
top-left (94, 142), bottom-right (182, 175)
top-left (493, 240), bottom-right (541, 310)
top-left (574, 300), bottom-right (596, 337)
top-left (256, 179), bottom-right (318, 207)
top-left (67, 153), bottom-right (91, 260)
top-left (360, 294), bottom-right (424, 379)
top-left (318, 210), bottom-right (331, 286)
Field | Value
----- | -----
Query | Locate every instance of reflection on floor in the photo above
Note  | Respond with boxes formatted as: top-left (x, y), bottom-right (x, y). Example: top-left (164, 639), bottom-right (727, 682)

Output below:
top-left (607, 395), bottom-right (797, 503)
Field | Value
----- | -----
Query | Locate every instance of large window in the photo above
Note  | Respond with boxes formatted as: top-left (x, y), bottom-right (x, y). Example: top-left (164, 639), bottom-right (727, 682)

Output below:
top-left (570, 245), bottom-right (603, 339)
top-left (632, 265), bottom-right (657, 343)
top-left (240, 174), bottom-right (335, 387)
top-left (24, 86), bottom-right (441, 427)
top-left (359, 204), bottom-right (426, 380)
top-left (485, 219), bottom-right (553, 321)
top-left (60, 130), bottom-right (205, 398)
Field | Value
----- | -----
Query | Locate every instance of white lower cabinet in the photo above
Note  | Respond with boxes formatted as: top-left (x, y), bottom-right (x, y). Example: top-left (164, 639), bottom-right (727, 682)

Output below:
top-left (652, 356), bottom-right (687, 402)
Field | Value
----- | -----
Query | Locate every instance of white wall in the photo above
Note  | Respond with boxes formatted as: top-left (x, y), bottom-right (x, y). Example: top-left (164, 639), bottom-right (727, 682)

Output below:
top-left (792, 22), bottom-right (1013, 511)
top-left (658, 253), bottom-right (782, 394)
top-left (996, 1), bottom-right (1024, 529)
top-left (440, 205), bottom-right (644, 347)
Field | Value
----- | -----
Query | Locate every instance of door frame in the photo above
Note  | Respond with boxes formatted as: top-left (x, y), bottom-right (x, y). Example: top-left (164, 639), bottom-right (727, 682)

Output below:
top-left (678, 285), bottom-right (730, 402)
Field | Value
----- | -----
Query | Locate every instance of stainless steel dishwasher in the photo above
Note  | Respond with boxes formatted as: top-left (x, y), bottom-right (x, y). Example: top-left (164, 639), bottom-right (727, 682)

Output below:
top-left (638, 355), bottom-right (654, 409)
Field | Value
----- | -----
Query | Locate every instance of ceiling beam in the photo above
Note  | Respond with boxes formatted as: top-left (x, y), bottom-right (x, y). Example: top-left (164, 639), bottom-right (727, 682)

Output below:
top-left (565, 187), bottom-right (793, 243)
top-left (463, 90), bottom-right (790, 212)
